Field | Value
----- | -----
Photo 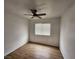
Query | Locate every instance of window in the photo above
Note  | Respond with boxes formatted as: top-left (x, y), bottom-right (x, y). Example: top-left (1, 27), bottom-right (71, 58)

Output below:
top-left (35, 23), bottom-right (51, 36)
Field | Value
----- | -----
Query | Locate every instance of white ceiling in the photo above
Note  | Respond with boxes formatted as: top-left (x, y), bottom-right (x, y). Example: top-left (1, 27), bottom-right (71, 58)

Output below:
top-left (5, 0), bottom-right (74, 19)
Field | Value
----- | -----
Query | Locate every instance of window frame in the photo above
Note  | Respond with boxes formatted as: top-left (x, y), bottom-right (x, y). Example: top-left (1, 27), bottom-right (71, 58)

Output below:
top-left (34, 23), bottom-right (51, 36)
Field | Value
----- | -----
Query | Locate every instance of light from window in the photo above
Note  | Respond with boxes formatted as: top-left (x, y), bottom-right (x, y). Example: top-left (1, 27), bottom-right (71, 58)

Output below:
top-left (35, 23), bottom-right (51, 36)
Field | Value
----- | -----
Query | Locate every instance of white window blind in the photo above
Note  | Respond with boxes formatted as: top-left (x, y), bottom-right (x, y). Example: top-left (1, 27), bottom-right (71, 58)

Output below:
top-left (35, 23), bottom-right (51, 36)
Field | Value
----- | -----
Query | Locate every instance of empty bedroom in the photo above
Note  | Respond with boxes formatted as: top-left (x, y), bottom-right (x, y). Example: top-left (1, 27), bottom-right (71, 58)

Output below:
top-left (4, 0), bottom-right (75, 59)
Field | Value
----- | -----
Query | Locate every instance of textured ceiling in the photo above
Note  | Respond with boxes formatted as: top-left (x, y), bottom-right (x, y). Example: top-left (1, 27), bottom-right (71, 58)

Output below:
top-left (5, 0), bottom-right (74, 19)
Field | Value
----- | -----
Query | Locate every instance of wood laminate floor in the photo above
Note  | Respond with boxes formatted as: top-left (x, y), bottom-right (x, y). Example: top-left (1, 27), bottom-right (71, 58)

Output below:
top-left (5, 43), bottom-right (63, 59)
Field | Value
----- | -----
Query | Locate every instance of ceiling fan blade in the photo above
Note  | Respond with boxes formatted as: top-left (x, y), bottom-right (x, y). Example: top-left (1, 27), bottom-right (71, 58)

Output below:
top-left (24, 14), bottom-right (32, 16)
top-left (37, 13), bottom-right (46, 16)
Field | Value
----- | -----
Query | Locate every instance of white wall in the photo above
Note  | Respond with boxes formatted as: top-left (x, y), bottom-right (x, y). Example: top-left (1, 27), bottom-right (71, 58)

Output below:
top-left (4, 12), bottom-right (29, 56)
top-left (29, 18), bottom-right (60, 47)
top-left (60, 4), bottom-right (75, 59)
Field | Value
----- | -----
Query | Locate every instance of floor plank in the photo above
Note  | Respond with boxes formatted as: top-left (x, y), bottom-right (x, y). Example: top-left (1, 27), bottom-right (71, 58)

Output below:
top-left (5, 43), bottom-right (63, 59)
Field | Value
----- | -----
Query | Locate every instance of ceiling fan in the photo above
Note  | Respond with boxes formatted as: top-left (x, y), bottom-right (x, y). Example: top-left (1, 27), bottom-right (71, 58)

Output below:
top-left (24, 9), bottom-right (46, 19)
